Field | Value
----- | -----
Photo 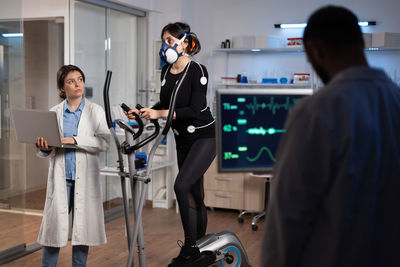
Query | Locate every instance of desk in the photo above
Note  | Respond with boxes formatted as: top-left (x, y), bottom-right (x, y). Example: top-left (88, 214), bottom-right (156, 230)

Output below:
top-left (204, 159), bottom-right (265, 211)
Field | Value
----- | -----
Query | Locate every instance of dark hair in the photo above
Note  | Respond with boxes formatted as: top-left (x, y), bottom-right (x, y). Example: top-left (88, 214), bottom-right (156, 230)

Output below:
top-left (161, 22), bottom-right (201, 55)
top-left (56, 65), bottom-right (85, 99)
top-left (303, 5), bottom-right (364, 50)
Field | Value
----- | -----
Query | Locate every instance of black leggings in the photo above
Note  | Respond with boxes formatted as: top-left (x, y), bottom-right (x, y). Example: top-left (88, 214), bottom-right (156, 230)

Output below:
top-left (174, 137), bottom-right (216, 246)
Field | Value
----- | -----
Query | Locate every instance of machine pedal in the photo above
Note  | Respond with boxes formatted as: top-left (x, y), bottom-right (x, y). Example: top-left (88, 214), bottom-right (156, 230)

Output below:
top-left (186, 250), bottom-right (216, 267)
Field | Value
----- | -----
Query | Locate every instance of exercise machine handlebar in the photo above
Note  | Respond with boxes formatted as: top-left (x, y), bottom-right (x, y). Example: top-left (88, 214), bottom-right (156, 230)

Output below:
top-left (103, 70), bottom-right (113, 129)
top-left (121, 118), bottom-right (160, 154)
top-left (120, 103), bottom-right (144, 138)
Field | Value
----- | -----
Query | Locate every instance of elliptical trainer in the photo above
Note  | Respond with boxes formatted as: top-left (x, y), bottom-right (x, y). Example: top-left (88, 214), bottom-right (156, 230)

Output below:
top-left (102, 70), bottom-right (251, 267)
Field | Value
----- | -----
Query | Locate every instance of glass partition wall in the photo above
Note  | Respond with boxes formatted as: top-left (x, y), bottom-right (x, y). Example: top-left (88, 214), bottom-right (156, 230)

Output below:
top-left (0, 0), bottom-right (146, 263)
top-left (0, 0), bottom-right (54, 262)
top-left (0, 1), bottom-right (26, 257)
top-left (0, 7), bottom-right (65, 264)
top-left (73, 0), bottom-right (145, 217)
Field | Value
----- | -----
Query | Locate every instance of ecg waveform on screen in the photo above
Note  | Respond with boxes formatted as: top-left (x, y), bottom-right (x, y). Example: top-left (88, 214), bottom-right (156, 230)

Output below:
top-left (246, 146), bottom-right (276, 162)
top-left (246, 96), bottom-right (298, 115)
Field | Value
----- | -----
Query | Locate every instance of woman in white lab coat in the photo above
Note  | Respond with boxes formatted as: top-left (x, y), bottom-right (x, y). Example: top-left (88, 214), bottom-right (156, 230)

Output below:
top-left (36, 65), bottom-right (110, 267)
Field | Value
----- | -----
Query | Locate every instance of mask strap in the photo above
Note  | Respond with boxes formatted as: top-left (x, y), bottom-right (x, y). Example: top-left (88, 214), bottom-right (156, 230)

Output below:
top-left (175, 24), bottom-right (188, 46)
top-left (175, 23), bottom-right (187, 36)
top-left (176, 34), bottom-right (187, 46)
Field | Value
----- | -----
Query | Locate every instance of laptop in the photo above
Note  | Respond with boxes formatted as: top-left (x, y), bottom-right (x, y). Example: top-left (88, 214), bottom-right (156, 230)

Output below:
top-left (12, 108), bottom-right (76, 149)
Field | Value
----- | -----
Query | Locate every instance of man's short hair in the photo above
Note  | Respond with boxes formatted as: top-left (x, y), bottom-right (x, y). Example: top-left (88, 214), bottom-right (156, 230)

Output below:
top-left (303, 5), bottom-right (364, 49)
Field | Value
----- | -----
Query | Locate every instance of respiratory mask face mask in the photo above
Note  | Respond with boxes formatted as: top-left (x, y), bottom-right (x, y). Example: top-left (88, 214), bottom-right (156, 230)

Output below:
top-left (159, 32), bottom-right (187, 64)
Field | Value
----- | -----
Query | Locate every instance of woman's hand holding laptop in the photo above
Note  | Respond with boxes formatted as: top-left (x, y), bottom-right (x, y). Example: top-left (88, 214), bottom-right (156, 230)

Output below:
top-left (35, 137), bottom-right (76, 151)
top-left (61, 137), bottom-right (77, 145)
top-left (35, 137), bottom-right (55, 151)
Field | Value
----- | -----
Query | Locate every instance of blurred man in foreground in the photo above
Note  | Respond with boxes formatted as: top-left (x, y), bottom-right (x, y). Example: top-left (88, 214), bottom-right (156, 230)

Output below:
top-left (262, 5), bottom-right (400, 267)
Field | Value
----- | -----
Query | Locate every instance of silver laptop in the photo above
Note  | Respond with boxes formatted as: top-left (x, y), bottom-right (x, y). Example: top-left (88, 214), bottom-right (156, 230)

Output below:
top-left (12, 108), bottom-right (76, 149)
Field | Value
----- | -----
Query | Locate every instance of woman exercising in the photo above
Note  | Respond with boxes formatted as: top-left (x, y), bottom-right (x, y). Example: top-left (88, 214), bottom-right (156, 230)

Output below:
top-left (126, 22), bottom-right (216, 267)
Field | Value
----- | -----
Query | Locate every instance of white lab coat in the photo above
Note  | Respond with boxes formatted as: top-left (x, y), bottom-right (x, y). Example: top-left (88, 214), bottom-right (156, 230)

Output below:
top-left (37, 99), bottom-right (110, 247)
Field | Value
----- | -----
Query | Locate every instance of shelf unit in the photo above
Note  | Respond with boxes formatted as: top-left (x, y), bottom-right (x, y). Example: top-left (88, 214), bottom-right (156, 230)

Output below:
top-left (210, 47), bottom-right (316, 93)
top-left (210, 46), bottom-right (400, 102)
top-left (100, 126), bottom-right (177, 209)
top-left (214, 47), bottom-right (305, 54)
top-left (364, 47), bottom-right (400, 52)
top-left (212, 46), bottom-right (400, 87)
top-left (100, 161), bottom-right (176, 177)
top-left (215, 47), bottom-right (400, 53)
top-left (209, 47), bottom-right (316, 114)
top-left (216, 82), bottom-right (313, 88)
top-left (150, 40), bottom-right (178, 209)
top-left (148, 129), bottom-right (177, 209)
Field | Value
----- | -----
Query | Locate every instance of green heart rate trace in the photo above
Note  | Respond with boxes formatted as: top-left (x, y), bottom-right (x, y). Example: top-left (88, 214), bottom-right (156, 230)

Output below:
top-left (223, 146), bottom-right (277, 162)
top-left (246, 146), bottom-right (276, 163)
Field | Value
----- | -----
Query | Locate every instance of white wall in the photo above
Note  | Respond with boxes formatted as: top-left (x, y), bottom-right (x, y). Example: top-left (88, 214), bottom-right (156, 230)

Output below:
top-left (160, 0), bottom-right (400, 92)
top-left (0, 0), bottom-right (22, 19)
top-left (3, 0), bottom-right (398, 84)
top-left (144, 0), bottom-right (400, 113)
top-left (146, 0), bottom-right (182, 91)
top-left (110, 0), bottom-right (163, 12)
top-left (183, 0), bottom-right (400, 60)
top-left (21, 0), bottom-right (68, 19)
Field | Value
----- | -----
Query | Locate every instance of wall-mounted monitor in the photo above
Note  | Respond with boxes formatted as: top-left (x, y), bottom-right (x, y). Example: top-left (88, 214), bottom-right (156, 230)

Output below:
top-left (216, 88), bottom-right (313, 173)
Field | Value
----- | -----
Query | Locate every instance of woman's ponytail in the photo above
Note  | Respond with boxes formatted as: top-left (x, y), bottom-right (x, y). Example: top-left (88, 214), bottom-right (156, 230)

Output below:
top-left (188, 32), bottom-right (201, 56)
